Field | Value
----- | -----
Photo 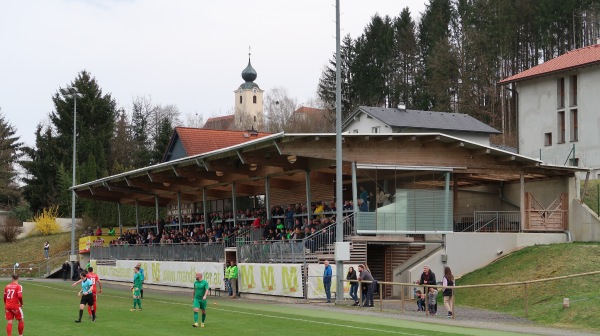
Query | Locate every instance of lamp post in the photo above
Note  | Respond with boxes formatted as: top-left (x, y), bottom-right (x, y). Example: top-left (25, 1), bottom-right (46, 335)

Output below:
top-left (61, 87), bottom-right (83, 279)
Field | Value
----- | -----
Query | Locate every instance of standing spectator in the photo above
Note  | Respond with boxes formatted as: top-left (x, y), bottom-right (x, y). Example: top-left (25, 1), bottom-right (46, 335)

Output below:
top-left (419, 265), bottom-right (436, 292)
top-left (442, 266), bottom-right (455, 318)
top-left (376, 187), bottom-right (389, 208)
top-left (358, 264), bottom-right (375, 307)
top-left (72, 261), bottom-right (81, 281)
top-left (359, 186), bottom-right (369, 205)
top-left (136, 262), bottom-right (145, 299)
top-left (323, 260), bottom-right (332, 303)
top-left (224, 263), bottom-right (232, 296)
top-left (4, 274), bottom-right (25, 335)
top-left (62, 260), bottom-right (71, 281)
top-left (419, 265), bottom-right (437, 313)
top-left (368, 191), bottom-right (376, 212)
top-left (229, 261), bottom-right (238, 298)
top-left (284, 205), bottom-right (295, 230)
top-left (427, 287), bottom-right (438, 315)
top-left (415, 290), bottom-right (425, 311)
top-left (346, 266), bottom-right (359, 306)
top-left (43, 241), bottom-right (50, 259)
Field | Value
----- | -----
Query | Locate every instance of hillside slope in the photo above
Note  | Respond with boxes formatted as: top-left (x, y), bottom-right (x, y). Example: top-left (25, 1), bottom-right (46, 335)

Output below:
top-left (455, 242), bottom-right (600, 332)
top-left (0, 232), bottom-right (72, 277)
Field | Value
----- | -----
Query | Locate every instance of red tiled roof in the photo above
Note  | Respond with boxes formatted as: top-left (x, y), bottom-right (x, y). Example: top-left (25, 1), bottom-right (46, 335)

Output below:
top-left (174, 127), bottom-right (272, 156)
top-left (294, 106), bottom-right (328, 115)
top-left (499, 43), bottom-right (600, 84)
top-left (203, 115), bottom-right (235, 130)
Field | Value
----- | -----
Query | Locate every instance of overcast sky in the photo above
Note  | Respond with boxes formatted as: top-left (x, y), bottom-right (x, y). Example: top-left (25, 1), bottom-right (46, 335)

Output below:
top-left (1, 0), bottom-right (427, 147)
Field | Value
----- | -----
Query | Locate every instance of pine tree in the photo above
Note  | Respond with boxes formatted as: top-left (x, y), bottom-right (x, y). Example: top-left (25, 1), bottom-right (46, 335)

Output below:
top-left (0, 109), bottom-right (23, 207)
top-left (151, 117), bottom-right (173, 164)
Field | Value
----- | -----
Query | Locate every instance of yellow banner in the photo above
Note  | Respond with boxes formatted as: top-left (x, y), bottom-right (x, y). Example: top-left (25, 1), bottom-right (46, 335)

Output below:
top-left (239, 263), bottom-right (303, 298)
top-left (78, 236), bottom-right (119, 253)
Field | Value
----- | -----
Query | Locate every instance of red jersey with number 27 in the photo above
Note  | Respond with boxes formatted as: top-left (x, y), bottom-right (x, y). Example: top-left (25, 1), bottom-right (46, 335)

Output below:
top-left (3, 283), bottom-right (23, 310)
top-left (87, 272), bottom-right (100, 294)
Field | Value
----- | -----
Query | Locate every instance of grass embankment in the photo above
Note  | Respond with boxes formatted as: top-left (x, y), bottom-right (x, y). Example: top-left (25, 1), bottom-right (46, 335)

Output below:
top-left (455, 242), bottom-right (600, 332)
top-left (0, 232), bottom-right (72, 277)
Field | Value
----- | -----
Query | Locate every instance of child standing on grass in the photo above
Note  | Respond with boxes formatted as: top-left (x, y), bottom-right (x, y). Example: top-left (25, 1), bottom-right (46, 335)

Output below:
top-left (427, 287), bottom-right (438, 315)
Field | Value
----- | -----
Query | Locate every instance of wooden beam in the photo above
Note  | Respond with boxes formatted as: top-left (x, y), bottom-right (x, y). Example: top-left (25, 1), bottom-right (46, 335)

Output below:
top-left (446, 141), bottom-right (465, 149)
top-left (497, 155), bottom-right (516, 162)
top-left (472, 148), bottom-right (491, 156)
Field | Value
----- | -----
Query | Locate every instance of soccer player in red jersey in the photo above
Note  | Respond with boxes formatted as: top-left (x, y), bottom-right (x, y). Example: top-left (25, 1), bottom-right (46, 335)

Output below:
top-left (4, 274), bottom-right (24, 336)
top-left (86, 267), bottom-right (101, 318)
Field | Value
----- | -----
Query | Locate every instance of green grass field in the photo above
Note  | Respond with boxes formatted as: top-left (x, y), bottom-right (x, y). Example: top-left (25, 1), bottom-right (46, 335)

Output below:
top-left (0, 279), bottom-right (545, 336)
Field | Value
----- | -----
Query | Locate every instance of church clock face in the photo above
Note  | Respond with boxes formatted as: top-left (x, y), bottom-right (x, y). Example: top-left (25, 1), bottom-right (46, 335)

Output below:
top-left (252, 88), bottom-right (257, 93)
top-left (239, 88), bottom-right (243, 93)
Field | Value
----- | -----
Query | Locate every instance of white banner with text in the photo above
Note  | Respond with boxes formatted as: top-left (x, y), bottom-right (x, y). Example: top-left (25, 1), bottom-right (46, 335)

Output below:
top-left (238, 263), bottom-right (303, 298)
top-left (91, 260), bottom-right (225, 290)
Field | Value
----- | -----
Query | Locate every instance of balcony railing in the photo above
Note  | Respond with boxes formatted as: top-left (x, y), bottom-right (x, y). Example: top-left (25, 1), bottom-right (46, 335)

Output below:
top-left (455, 211), bottom-right (521, 233)
top-left (90, 242), bottom-right (225, 262)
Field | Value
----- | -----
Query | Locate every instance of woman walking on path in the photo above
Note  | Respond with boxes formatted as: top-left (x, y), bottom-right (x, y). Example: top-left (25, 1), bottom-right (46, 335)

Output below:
top-left (442, 266), bottom-right (455, 318)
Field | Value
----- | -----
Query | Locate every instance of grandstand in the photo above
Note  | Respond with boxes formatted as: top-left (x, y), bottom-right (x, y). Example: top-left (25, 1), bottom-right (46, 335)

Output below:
top-left (73, 132), bottom-right (589, 301)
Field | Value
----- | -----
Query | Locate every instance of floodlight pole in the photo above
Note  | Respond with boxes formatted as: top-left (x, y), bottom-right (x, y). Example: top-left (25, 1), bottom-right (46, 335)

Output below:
top-left (62, 88), bottom-right (83, 280)
top-left (335, 0), bottom-right (344, 303)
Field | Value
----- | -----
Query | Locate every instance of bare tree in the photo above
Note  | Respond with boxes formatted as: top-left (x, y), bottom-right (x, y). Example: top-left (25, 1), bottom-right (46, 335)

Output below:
top-left (264, 87), bottom-right (298, 133)
top-left (183, 112), bottom-right (205, 128)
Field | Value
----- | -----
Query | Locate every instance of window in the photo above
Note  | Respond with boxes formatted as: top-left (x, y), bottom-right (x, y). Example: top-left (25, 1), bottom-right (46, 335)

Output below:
top-left (371, 126), bottom-right (380, 133)
top-left (557, 111), bottom-right (565, 143)
top-left (569, 158), bottom-right (579, 167)
top-left (353, 129), bottom-right (359, 133)
top-left (557, 78), bottom-right (565, 108)
top-left (544, 132), bottom-right (552, 146)
top-left (570, 109), bottom-right (578, 142)
top-left (239, 95), bottom-right (243, 104)
top-left (253, 116), bottom-right (256, 122)
top-left (253, 95), bottom-right (257, 104)
top-left (569, 75), bottom-right (577, 106)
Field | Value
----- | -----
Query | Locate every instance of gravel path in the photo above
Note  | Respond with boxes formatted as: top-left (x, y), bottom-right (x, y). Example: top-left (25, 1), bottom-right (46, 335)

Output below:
top-left (295, 300), bottom-right (599, 336)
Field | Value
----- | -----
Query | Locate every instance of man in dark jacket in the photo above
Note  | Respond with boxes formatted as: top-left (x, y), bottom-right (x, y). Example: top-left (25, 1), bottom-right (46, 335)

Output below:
top-left (62, 261), bottom-right (70, 281)
top-left (419, 265), bottom-right (437, 312)
top-left (358, 264), bottom-right (375, 307)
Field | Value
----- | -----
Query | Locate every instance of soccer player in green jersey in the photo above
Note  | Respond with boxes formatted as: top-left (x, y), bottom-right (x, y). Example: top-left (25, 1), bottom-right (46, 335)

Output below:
top-left (192, 272), bottom-right (209, 328)
top-left (131, 266), bottom-right (143, 311)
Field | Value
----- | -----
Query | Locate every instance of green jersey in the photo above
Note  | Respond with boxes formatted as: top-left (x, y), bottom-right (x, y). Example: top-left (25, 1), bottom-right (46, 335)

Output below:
top-left (194, 279), bottom-right (209, 300)
top-left (133, 272), bottom-right (143, 288)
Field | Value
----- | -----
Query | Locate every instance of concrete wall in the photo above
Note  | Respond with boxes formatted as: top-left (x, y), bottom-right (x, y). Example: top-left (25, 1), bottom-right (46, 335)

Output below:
top-left (502, 178), bottom-right (569, 209)
top-left (518, 67), bottom-right (600, 175)
top-left (17, 218), bottom-right (76, 239)
top-left (569, 201), bottom-right (600, 241)
top-left (454, 185), bottom-right (503, 215)
top-left (395, 232), bottom-right (567, 298)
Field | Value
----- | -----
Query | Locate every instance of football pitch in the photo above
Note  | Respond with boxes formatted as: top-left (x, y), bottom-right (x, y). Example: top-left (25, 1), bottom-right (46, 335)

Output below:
top-left (3, 279), bottom-right (536, 336)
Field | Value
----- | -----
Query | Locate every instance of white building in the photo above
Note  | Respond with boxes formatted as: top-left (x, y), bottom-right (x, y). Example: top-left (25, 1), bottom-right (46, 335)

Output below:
top-left (499, 41), bottom-right (600, 177)
top-left (342, 106), bottom-right (501, 147)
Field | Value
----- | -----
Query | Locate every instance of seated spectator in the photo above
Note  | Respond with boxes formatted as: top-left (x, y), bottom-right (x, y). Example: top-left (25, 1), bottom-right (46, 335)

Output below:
top-left (95, 226), bottom-right (103, 236)
top-left (108, 227), bottom-right (115, 236)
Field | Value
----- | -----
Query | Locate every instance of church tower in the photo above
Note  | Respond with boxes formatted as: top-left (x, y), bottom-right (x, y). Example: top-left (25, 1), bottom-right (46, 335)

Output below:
top-left (234, 52), bottom-right (264, 130)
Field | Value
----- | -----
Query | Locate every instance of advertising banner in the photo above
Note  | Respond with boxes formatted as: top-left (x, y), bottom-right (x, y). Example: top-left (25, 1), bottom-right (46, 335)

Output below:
top-left (239, 263), bottom-right (303, 298)
top-left (79, 236), bottom-right (119, 253)
top-left (306, 263), bottom-right (360, 299)
top-left (91, 260), bottom-right (225, 290)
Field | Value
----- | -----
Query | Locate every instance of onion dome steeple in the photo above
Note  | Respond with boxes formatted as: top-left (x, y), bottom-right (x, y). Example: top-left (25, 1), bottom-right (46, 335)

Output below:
top-left (240, 47), bottom-right (259, 90)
